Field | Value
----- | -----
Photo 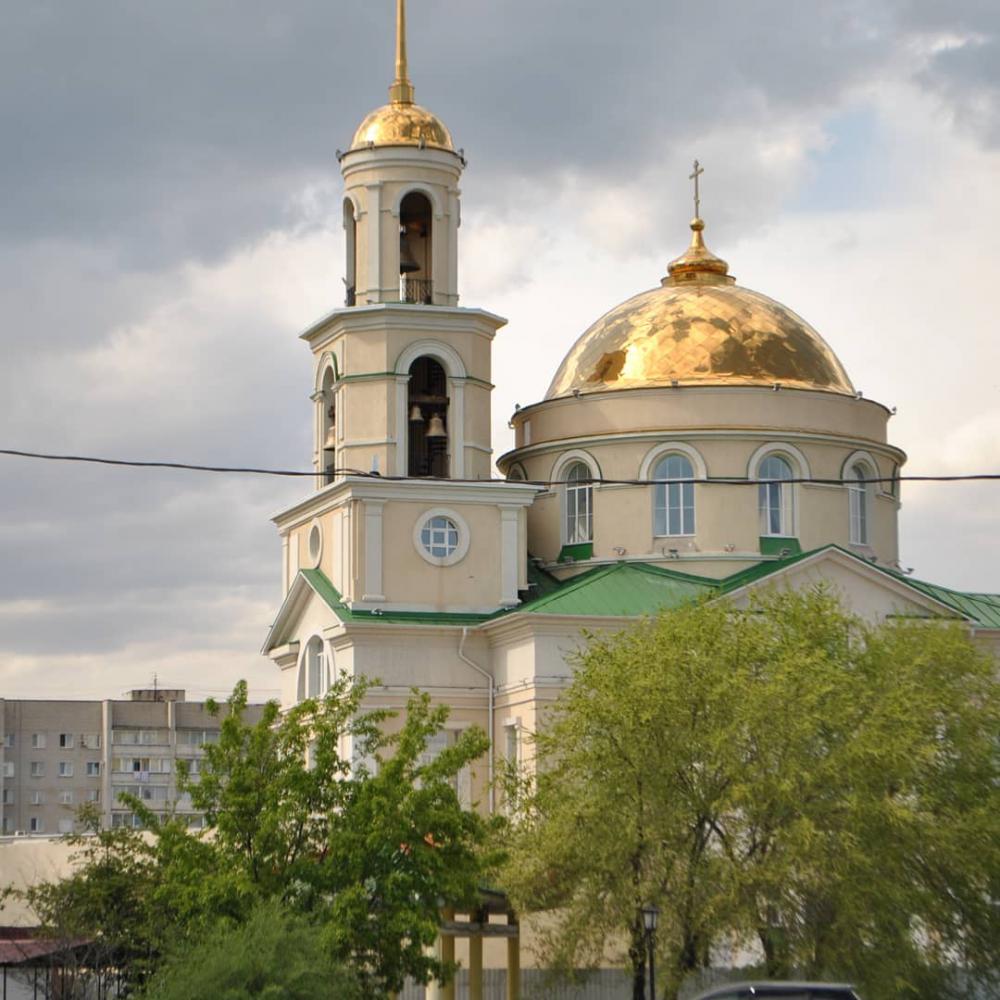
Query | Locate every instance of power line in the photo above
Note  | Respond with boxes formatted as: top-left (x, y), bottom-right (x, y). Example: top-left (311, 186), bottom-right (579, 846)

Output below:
top-left (1, 447), bottom-right (997, 488)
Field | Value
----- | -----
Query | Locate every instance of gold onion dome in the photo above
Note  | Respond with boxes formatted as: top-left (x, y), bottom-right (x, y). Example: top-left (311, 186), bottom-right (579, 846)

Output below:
top-left (546, 217), bottom-right (855, 399)
top-left (350, 0), bottom-right (454, 153)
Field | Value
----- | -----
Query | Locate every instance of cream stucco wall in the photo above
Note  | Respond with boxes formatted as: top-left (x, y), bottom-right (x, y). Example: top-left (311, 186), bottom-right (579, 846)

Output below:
top-left (502, 385), bottom-right (904, 576)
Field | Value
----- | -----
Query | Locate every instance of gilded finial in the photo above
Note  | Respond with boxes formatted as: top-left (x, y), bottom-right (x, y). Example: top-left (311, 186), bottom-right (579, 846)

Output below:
top-left (664, 162), bottom-right (733, 286)
top-left (389, 0), bottom-right (416, 105)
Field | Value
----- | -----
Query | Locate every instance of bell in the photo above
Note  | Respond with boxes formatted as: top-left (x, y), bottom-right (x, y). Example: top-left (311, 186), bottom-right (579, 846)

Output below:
top-left (426, 413), bottom-right (447, 439)
top-left (409, 404), bottom-right (424, 424)
top-left (324, 425), bottom-right (337, 449)
top-left (399, 234), bottom-right (420, 275)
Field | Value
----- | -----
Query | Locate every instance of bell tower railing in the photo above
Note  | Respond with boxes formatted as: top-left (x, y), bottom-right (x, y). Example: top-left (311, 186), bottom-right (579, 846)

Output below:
top-left (401, 276), bottom-right (434, 305)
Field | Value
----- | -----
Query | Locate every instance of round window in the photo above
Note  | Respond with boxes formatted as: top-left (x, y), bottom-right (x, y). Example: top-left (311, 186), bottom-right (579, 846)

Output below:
top-left (413, 509), bottom-right (470, 567)
top-left (308, 522), bottom-right (323, 567)
top-left (421, 516), bottom-right (459, 558)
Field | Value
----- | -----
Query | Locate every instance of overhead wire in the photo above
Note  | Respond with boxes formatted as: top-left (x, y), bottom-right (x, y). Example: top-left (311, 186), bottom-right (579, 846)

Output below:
top-left (1, 447), bottom-right (997, 488)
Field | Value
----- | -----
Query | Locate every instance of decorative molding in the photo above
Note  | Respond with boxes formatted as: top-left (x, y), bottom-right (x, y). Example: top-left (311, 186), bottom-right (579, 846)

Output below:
top-left (747, 441), bottom-right (812, 480)
top-left (501, 428), bottom-right (907, 470)
top-left (549, 448), bottom-right (602, 483)
top-left (638, 441), bottom-right (708, 481)
top-left (413, 507), bottom-right (472, 568)
top-left (362, 501), bottom-right (386, 602)
top-left (388, 182), bottom-right (446, 220)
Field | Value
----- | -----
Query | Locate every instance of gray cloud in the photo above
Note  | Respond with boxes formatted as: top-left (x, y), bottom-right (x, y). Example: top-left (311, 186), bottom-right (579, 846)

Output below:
top-left (1, 0), bottom-right (997, 696)
top-left (0, 0), bottom-right (927, 268)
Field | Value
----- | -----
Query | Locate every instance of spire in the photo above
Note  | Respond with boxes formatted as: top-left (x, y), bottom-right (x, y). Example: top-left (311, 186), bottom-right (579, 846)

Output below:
top-left (389, 0), bottom-right (416, 105)
top-left (663, 161), bottom-right (733, 286)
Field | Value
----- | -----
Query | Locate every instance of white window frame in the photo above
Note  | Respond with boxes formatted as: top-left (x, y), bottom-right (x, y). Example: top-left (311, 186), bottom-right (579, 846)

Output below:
top-left (2, 762), bottom-right (13, 778)
top-left (553, 452), bottom-right (599, 547)
top-left (298, 635), bottom-right (331, 702)
top-left (58, 762), bottom-right (74, 778)
top-left (85, 761), bottom-right (101, 777)
top-left (2, 734), bottom-right (14, 749)
top-left (30, 791), bottom-right (43, 805)
top-left (30, 762), bottom-right (45, 778)
top-left (750, 444), bottom-right (809, 538)
top-left (653, 454), bottom-right (696, 537)
top-left (842, 451), bottom-right (878, 547)
top-left (58, 733), bottom-right (75, 750)
top-left (31, 733), bottom-right (46, 750)
top-left (59, 790), bottom-right (74, 805)
top-left (412, 508), bottom-right (471, 567)
top-left (29, 817), bottom-right (44, 834)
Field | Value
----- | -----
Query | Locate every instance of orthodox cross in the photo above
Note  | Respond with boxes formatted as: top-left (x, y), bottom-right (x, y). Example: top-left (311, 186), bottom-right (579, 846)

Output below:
top-left (689, 159), bottom-right (705, 219)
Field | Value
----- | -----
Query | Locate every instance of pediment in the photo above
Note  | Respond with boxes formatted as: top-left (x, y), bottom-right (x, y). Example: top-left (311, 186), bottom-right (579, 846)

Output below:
top-left (261, 571), bottom-right (346, 654)
top-left (725, 547), bottom-right (965, 623)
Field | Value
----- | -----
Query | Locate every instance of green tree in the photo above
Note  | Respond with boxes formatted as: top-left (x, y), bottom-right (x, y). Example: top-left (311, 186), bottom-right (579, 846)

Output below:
top-left (499, 588), bottom-right (1000, 1000)
top-left (140, 900), bottom-right (361, 1000)
top-left (10, 679), bottom-right (491, 998)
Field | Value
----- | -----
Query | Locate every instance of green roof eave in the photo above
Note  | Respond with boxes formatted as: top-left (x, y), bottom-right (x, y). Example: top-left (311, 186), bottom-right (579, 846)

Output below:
top-left (299, 569), bottom-right (498, 627)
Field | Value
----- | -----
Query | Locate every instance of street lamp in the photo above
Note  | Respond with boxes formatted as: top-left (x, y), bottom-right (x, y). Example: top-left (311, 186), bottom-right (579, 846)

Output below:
top-left (641, 903), bottom-right (660, 999)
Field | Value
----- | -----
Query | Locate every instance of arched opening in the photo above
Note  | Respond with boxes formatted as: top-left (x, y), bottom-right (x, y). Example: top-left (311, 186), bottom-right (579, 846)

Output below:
top-left (653, 453), bottom-right (695, 536)
top-left (298, 636), bottom-right (328, 702)
top-left (758, 454), bottom-right (795, 537)
top-left (407, 356), bottom-right (449, 478)
top-left (399, 191), bottom-right (433, 304)
top-left (320, 365), bottom-right (337, 485)
top-left (343, 199), bottom-right (357, 307)
top-left (849, 462), bottom-right (872, 545)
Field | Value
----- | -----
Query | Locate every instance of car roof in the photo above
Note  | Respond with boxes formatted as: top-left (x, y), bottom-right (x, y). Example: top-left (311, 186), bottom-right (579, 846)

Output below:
top-left (693, 983), bottom-right (858, 999)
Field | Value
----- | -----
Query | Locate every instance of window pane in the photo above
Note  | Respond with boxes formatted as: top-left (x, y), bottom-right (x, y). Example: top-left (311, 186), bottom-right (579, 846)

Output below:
top-left (565, 463), bottom-right (593, 544)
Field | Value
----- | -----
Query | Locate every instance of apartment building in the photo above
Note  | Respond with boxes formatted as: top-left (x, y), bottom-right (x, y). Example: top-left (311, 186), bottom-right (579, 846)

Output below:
top-left (0, 690), bottom-right (264, 836)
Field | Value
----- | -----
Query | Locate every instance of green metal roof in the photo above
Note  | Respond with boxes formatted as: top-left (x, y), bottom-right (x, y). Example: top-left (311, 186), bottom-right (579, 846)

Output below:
top-left (889, 577), bottom-right (1000, 629)
top-left (517, 561), bottom-right (716, 617)
top-left (296, 548), bottom-right (1000, 631)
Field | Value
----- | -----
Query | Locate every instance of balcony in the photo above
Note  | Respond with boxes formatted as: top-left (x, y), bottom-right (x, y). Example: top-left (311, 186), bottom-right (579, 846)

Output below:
top-left (401, 277), bottom-right (434, 305)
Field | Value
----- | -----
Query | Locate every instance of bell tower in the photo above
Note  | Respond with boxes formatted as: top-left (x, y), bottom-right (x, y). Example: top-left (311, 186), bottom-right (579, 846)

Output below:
top-left (341, 0), bottom-right (462, 309)
top-left (273, 0), bottom-right (540, 617)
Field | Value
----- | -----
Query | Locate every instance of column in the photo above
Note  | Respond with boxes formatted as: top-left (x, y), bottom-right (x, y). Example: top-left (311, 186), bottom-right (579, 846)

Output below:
top-left (426, 909), bottom-right (456, 1000)
top-left (469, 931), bottom-right (484, 1000)
top-left (506, 919), bottom-right (521, 1000)
top-left (500, 506), bottom-right (520, 607)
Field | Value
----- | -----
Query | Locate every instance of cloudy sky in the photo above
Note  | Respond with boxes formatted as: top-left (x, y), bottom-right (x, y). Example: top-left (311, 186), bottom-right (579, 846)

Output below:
top-left (2, 0), bottom-right (998, 700)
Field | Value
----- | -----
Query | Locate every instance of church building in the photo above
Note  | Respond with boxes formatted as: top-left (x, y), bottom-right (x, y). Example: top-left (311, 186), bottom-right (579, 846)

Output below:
top-left (262, 0), bottom-right (1000, 810)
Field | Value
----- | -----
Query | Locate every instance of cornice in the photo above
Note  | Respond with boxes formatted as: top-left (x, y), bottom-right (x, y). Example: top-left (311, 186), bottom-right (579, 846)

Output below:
top-left (300, 303), bottom-right (507, 347)
top-left (272, 477), bottom-right (544, 529)
top-left (498, 427), bottom-right (908, 470)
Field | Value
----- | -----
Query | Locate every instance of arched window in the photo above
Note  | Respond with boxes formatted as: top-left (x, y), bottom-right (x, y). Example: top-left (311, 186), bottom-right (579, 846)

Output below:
top-left (299, 636), bottom-right (328, 702)
top-left (343, 199), bottom-right (358, 306)
top-left (653, 454), bottom-right (695, 536)
top-left (399, 192), bottom-right (433, 304)
top-left (320, 365), bottom-right (336, 485)
top-left (849, 462), bottom-right (871, 545)
top-left (758, 455), bottom-right (794, 537)
top-left (565, 462), bottom-right (594, 544)
top-left (407, 356), bottom-right (450, 478)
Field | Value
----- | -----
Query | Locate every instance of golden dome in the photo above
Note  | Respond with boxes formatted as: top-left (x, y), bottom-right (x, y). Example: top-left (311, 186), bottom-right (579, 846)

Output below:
top-left (348, 0), bottom-right (454, 154)
top-left (351, 101), bottom-right (454, 152)
top-left (546, 219), bottom-right (854, 399)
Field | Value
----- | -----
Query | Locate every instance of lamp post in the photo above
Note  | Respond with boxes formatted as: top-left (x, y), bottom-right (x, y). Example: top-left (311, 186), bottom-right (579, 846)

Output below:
top-left (641, 903), bottom-right (660, 1000)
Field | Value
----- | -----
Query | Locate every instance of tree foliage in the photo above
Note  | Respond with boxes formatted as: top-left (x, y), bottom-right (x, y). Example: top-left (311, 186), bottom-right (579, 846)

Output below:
top-left (140, 900), bottom-right (361, 1000)
top-left (499, 588), bottom-right (1000, 1000)
top-left (12, 678), bottom-right (491, 997)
